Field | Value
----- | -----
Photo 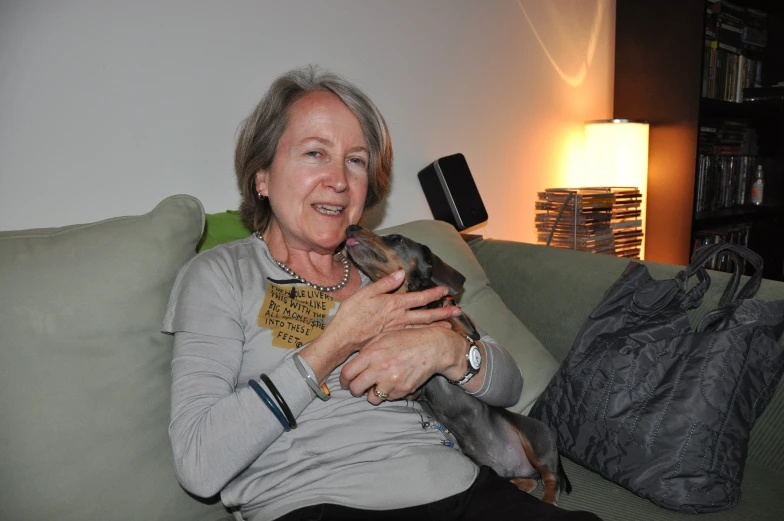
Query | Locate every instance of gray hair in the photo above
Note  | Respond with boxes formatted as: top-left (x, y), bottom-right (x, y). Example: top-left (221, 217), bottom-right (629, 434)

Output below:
top-left (234, 64), bottom-right (393, 233)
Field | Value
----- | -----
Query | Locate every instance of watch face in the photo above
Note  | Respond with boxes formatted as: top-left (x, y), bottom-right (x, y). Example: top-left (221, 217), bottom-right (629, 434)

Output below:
top-left (468, 344), bottom-right (482, 370)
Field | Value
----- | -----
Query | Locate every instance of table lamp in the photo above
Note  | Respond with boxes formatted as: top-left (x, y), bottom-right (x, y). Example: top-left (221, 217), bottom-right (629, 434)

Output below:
top-left (584, 119), bottom-right (650, 258)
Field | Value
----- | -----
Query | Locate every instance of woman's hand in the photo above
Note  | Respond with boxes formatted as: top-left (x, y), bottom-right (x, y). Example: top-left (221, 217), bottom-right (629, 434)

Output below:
top-left (339, 326), bottom-right (468, 404)
top-left (329, 270), bottom-right (459, 354)
top-left (298, 270), bottom-right (460, 383)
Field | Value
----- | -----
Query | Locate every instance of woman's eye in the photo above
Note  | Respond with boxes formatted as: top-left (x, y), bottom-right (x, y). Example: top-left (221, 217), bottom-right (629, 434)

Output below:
top-left (348, 157), bottom-right (366, 166)
top-left (306, 151), bottom-right (321, 158)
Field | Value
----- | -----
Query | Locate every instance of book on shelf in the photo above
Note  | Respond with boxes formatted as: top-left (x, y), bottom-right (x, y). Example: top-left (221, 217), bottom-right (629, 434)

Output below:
top-left (695, 115), bottom-right (760, 213)
top-left (534, 187), bottom-right (644, 258)
top-left (703, 1), bottom-right (768, 103)
top-left (694, 154), bottom-right (756, 213)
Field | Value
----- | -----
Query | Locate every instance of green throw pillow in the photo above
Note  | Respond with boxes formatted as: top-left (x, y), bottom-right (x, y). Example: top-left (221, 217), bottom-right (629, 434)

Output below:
top-left (198, 210), bottom-right (253, 252)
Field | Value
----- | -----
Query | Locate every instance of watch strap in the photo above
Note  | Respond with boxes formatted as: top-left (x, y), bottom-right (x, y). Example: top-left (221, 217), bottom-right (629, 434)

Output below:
top-left (451, 370), bottom-right (477, 386)
top-left (448, 335), bottom-right (481, 386)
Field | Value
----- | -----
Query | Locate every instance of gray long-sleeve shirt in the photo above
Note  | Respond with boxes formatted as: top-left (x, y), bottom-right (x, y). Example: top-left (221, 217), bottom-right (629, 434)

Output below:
top-left (162, 235), bottom-right (524, 521)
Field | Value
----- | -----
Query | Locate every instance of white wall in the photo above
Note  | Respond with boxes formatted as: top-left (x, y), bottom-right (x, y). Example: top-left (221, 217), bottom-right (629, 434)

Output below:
top-left (0, 0), bottom-right (615, 244)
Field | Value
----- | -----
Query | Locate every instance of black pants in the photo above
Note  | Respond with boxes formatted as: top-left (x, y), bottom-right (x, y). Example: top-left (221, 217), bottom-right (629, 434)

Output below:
top-left (275, 466), bottom-right (603, 521)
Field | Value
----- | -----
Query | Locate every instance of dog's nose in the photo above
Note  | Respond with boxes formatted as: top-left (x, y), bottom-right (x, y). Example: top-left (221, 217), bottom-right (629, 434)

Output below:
top-left (346, 224), bottom-right (363, 236)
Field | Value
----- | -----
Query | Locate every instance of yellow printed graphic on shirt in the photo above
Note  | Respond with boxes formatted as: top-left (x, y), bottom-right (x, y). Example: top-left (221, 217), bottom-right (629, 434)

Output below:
top-left (258, 283), bottom-right (337, 349)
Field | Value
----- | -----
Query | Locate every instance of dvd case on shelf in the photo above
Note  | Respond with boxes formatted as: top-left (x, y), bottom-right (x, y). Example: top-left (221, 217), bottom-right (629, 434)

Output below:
top-left (535, 187), bottom-right (644, 259)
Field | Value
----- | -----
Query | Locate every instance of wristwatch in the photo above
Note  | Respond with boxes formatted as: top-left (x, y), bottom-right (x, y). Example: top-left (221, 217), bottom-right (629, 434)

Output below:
top-left (448, 335), bottom-right (482, 386)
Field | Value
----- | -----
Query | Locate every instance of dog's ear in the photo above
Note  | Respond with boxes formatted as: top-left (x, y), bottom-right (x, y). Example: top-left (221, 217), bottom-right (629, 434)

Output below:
top-left (425, 246), bottom-right (466, 295)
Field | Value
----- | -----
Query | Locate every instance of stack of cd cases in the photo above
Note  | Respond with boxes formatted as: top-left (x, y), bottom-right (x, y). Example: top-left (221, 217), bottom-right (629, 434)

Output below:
top-left (535, 187), bottom-right (644, 258)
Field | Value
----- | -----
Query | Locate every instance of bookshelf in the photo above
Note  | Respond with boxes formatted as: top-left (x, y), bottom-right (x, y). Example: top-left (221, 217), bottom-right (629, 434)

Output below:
top-left (614, 0), bottom-right (784, 282)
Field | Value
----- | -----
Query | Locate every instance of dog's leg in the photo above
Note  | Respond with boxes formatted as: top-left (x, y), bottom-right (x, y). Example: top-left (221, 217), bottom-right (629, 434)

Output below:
top-left (510, 477), bottom-right (538, 493)
top-left (513, 428), bottom-right (562, 505)
top-left (540, 474), bottom-right (560, 505)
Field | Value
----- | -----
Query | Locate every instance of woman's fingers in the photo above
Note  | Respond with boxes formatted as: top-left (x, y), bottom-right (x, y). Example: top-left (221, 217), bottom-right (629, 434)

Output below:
top-left (406, 305), bottom-right (461, 326)
top-left (357, 269), bottom-right (405, 296)
top-left (408, 321), bottom-right (453, 330)
top-left (342, 368), bottom-right (400, 404)
top-left (349, 368), bottom-right (387, 401)
top-left (339, 348), bottom-right (401, 397)
top-left (399, 285), bottom-right (450, 308)
top-left (338, 352), bottom-right (369, 390)
top-left (368, 385), bottom-right (390, 406)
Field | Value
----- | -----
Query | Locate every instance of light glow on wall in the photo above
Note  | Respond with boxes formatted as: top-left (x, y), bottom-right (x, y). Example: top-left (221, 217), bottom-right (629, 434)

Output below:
top-left (556, 125), bottom-right (590, 188)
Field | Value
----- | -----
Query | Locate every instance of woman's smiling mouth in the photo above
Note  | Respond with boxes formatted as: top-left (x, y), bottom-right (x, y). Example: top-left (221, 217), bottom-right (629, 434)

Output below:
top-left (313, 204), bottom-right (345, 216)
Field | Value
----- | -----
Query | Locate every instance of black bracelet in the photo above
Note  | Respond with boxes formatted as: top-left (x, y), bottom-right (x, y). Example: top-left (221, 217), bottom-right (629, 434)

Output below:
top-left (248, 379), bottom-right (291, 431)
top-left (260, 373), bottom-right (297, 429)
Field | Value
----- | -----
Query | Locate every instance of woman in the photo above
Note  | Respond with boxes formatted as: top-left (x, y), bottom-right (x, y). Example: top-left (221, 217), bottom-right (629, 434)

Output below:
top-left (163, 65), bottom-right (601, 521)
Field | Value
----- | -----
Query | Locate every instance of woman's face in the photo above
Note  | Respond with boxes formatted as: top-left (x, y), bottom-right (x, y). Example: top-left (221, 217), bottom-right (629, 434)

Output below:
top-left (256, 91), bottom-right (370, 254)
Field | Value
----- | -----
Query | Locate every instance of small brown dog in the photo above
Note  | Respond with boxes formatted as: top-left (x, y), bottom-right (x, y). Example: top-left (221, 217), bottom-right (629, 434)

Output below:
top-left (344, 224), bottom-right (571, 505)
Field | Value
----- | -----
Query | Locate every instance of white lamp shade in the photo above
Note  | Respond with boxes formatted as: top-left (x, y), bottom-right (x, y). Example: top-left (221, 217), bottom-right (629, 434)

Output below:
top-left (584, 119), bottom-right (650, 258)
top-left (584, 119), bottom-right (649, 189)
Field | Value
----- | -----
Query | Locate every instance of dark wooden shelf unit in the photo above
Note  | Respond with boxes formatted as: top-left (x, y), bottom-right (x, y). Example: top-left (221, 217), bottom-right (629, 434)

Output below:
top-left (614, 0), bottom-right (784, 281)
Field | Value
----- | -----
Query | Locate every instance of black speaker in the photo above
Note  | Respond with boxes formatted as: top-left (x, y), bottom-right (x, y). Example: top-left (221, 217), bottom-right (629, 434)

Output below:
top-left (417, 153), bottom-right (488, 231)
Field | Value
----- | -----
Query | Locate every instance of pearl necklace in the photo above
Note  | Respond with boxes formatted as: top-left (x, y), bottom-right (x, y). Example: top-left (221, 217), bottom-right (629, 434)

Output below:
top-left (255, 232), bottom-right (350, 293)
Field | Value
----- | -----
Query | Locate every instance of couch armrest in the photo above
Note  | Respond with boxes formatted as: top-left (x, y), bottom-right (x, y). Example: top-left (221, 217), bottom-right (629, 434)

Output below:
top-left (470, 238), bottom-right (784, 474)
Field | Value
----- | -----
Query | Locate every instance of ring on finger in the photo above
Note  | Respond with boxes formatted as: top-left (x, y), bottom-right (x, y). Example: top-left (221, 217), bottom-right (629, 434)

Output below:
top-left (373, 387), bottom-right (389, 400)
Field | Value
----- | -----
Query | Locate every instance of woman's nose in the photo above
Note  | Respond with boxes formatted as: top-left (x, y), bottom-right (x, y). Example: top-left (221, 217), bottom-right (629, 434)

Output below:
top-left (323, 162), bottom-right (349, 192)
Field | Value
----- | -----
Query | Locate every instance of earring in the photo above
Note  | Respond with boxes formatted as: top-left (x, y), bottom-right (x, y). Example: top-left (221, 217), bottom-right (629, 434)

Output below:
top-left (257, 191), bottom-right (266, 201)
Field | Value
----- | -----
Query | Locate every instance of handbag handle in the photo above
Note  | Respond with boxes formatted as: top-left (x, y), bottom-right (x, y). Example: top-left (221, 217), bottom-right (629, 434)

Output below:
top-left (684, 242), bottom-right (764, 305)
top-left (676, 265), bottom-right (710, 310)
top-left (686, 243), bottom-right (765, 332)
top-left (673, 242), bottom-right (762, 312)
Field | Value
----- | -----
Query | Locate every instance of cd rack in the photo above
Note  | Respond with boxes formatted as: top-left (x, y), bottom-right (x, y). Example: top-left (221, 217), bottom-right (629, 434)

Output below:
top-left (535, 186), bottom-right (644, 259)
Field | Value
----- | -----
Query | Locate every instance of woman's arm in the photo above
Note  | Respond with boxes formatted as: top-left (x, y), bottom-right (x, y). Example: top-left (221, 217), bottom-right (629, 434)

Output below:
top-left (168, 331), bottom-right (313, 498)
top-left (163, 251), bottom-right (312, 498)
top-left (340, 326), bottom-right (523, 408)
top-left (463, 333), bottom-right (524, 407)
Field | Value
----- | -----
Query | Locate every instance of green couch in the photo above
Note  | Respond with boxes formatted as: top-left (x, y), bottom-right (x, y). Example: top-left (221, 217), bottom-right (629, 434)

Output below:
top-left (1, 194), bottom-right (781, 521)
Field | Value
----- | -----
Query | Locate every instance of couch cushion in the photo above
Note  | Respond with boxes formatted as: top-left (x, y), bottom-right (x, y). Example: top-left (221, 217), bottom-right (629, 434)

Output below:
top-left (550, 459), bottom-right (783, 521)
top-left (376, 220), bottom-right (559, 414)
top-left (0, 195), bottom-right (227, 521)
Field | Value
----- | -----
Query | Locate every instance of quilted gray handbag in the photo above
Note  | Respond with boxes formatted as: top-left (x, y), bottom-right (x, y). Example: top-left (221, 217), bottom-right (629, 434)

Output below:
top-left (529, 243), bottom-right (784, 513)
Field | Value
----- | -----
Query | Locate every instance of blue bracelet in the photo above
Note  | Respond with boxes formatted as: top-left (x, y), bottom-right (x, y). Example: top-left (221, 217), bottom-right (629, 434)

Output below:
top-left (248, 379), bottom-right (291, 431)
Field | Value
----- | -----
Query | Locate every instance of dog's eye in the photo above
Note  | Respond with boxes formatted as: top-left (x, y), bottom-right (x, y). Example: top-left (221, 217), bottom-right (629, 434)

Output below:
top-left (387, 234), bottom-right (404, 243)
